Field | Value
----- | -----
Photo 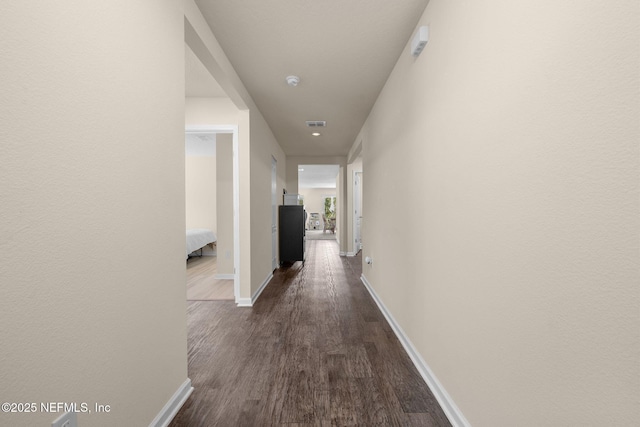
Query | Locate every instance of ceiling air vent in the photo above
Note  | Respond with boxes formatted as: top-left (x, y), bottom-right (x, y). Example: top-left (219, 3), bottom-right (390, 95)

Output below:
top-left (305, 121), bottom-right (326, 127)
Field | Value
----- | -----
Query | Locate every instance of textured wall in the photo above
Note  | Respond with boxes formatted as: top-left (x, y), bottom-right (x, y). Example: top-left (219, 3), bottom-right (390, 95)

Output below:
top-left (0, 1), bottom-right (188, 426)
top-left (216, 134), bottom-right (235, 275)
top-left (250, 111), bottom-right (287, 294)
top-left (358, 0), bottom-right (639, 425)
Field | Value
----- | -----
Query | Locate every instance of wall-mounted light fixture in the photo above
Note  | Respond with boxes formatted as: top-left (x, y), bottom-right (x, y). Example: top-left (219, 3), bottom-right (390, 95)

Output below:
top-left (411, 26), bottom-right (429, 57)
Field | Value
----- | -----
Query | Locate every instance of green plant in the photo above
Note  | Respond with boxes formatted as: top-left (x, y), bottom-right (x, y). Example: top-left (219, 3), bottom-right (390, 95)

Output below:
top-left (324, 196), bottom-right (336, 219)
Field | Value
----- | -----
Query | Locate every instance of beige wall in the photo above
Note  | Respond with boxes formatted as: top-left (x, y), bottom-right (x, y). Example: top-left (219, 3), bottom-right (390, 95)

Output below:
top-left (185, 97), bottom-right (239, 124)
top-left (0, 2), bottom-right (188, 427)
top-left (216, 134), bottom-right (234, 275)
top-left (185, 155), bottom-right (216, 232)
top-left (250, 111), bottom-right (287, 294)
top-left (355, 0), bottom-right (639, 426)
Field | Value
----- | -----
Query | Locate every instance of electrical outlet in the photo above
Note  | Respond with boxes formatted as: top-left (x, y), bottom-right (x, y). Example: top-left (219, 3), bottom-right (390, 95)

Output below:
top-left (52, 411), bottom-right (78, 427)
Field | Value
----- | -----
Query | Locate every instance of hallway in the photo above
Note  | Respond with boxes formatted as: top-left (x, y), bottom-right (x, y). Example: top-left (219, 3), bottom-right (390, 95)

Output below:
top-left (170, 240), bottom-right (451, 426)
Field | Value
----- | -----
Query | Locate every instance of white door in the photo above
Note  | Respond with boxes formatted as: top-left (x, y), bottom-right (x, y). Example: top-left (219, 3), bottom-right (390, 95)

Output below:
top-left (354, 171), bottom-right (362, 251)
top-left (271, 156), bottom-right (278, 270)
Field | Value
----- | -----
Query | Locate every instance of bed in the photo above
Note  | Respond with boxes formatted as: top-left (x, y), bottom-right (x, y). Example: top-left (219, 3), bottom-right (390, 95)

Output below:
top-left (186, 228), bottom-right (217, 258)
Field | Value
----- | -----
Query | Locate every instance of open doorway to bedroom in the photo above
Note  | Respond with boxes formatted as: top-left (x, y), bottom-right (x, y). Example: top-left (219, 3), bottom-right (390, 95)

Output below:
top-left (184, 40), bottom-right (241, 303)
top-left (185, 129), bottom-right (239, 302)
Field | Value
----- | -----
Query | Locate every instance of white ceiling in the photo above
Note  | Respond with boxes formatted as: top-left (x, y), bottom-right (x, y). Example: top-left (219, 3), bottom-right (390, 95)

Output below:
top-left (191, 0), bottom-right (429, 156)
top-left (185, 133), bottom-right (216, 157)
top-left (298, 165), bottom-right (340, 189)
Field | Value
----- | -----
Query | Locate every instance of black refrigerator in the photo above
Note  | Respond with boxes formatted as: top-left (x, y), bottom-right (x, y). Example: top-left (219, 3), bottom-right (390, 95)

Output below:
top-left (279, 205), bottom-right (305, 265)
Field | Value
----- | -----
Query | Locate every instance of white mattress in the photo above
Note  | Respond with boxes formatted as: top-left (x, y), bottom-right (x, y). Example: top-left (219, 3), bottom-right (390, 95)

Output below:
top-left (186, 229), bottom-right (217, 257)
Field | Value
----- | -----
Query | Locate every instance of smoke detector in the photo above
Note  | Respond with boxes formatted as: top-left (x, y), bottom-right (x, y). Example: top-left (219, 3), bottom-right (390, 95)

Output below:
top-left (286, 75), bottom-right (300, 86)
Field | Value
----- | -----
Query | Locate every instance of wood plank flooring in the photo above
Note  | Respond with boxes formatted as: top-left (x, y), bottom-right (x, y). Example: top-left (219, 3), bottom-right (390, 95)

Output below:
top-left (170, 240), bottom-right (451, 427)
top-left (305, 230), bottom-right (337, 241)
top-left (186, 256), bottom-right (234, 301)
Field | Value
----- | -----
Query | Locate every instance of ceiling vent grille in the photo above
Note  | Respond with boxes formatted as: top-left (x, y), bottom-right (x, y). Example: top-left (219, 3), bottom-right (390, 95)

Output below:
top-left (305, 121), bottom-right (326, 127)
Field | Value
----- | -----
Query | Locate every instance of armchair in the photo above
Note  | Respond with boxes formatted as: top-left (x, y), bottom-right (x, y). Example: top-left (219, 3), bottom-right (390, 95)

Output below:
top-left (322, 214), bottom-right (336, 234)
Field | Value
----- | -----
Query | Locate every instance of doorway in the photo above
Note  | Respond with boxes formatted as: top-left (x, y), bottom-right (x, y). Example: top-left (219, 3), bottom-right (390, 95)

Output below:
top-left (354, 171), bottom-right (362, 252)
top-left (298, 164), bottom-right (340, 241)
top-left (271, 156), bottom-right (277, 271)
top-left (185, 126), bottom-right (240, 303)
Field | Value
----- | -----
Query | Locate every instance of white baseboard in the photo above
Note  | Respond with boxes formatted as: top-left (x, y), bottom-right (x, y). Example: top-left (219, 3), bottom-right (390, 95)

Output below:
top-left (236, 298), bottom-right (252, 307)
top-left (339, 251), bottom-right (358, 257)
top-left (360, 274), bottom-right (470, 427)
top-left (236, 273), bottom-right (273, 307)
top-left (214, 273), bottom-right (235, 280)
top-left (149, 378), bottom-right (193, 427)
top-left (252, 272), bottom-right (272, 304)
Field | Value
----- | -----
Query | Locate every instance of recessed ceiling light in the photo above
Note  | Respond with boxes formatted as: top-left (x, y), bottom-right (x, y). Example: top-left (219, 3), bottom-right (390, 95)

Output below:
top-left (311, 132), bottom-right (321, 136)
top-left (298, 168), bottom-right (304, 172)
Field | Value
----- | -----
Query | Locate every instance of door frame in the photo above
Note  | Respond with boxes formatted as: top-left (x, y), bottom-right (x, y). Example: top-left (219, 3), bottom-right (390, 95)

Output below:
top-left (353, 170), bottom-right (362, 253)
top-left (185, 125), bottom-right (240, 303)
top-left (271, 155), bottom-right (278, 271)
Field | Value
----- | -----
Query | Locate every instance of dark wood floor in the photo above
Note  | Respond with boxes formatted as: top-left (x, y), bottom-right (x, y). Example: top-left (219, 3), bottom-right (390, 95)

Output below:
top-left (170, 240), bottom-right (451, 427)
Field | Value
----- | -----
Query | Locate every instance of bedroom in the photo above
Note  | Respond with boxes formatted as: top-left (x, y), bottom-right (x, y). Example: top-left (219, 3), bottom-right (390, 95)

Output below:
top-left (184, 131), bottom-right (235, 301)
